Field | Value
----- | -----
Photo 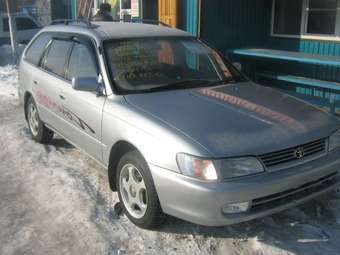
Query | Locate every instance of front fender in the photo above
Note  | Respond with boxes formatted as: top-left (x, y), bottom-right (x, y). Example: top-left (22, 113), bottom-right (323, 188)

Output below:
top-left (101, 96), bottom-right (213, 173)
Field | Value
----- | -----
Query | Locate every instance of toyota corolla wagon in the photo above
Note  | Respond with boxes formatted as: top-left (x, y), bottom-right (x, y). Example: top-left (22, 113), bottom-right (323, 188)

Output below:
top-left (18, 20), bottom-right (340, 229)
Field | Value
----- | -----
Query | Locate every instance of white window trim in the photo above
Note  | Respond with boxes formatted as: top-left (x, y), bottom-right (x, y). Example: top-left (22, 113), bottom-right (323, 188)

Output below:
top-left (271, 0), bottom-right (340, 42)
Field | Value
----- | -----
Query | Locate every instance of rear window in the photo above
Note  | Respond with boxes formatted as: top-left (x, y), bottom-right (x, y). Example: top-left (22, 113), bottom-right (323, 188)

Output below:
top-left (25, 33), bottom-right (51, 66)
top-left (2, 18), bottom-right (9, 32)
top-left (43, 39), bottom-right (73, 77)
top-left (16, 17), bottom-right (38, 30)
top-left (3, 17), bottom-right (38, 32)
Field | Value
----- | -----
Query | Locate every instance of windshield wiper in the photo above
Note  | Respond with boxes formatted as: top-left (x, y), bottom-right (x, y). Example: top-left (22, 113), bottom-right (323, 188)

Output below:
top-left (144, 78), bottom-right (236, 93)
top-left (205, 78), bottom-right (236, 86)
top-left (145, 79), bottom-right (212, 92)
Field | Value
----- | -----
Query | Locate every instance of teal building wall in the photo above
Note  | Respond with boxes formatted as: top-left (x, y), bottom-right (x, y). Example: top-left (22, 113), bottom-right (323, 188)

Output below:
top-left (200, 0), bottom-right (270, 52)
top-left (141, 0), bottom-right (340, 83)
top-left (182, 0), bottom-right (199, 36)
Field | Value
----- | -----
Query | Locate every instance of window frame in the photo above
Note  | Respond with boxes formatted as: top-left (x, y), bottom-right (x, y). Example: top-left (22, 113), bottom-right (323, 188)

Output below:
top-left (23, 32), bottom-right (52, 66)
top-left (271, 0), bottom-right (340, 41)
top-left (35, 33), bottom-right (99, 83)
top-left (65, 39), bottom-right (100, 82)
top-left (41, 38), bottom-right (74, 79)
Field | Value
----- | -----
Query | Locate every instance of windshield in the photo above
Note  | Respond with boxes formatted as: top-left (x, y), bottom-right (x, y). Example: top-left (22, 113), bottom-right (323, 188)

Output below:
top-left (104, 37), bottom-right (245, 93)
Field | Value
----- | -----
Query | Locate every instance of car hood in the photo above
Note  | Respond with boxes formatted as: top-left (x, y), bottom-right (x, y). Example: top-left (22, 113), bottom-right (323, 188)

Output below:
top-left (124, 82), bottom-right (339, 157)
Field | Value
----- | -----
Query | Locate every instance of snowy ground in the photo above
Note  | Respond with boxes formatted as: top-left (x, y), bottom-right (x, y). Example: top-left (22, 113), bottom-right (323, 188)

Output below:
top-left (1, 49), bottom-right (340, 255)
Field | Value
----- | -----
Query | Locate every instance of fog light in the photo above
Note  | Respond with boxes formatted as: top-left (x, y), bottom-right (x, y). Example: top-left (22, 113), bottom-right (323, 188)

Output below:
top-left (222, 202), bottom-right (251, 214)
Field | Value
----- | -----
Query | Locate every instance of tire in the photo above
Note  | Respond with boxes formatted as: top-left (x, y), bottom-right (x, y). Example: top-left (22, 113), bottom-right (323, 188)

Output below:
top-left (116, 150), bottom-right (165, 229)
top-left (26, 96), bottom-right (54, 144)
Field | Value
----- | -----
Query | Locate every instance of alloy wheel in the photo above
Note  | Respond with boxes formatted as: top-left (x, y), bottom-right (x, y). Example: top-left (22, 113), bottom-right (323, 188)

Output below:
top-left (28, 103), bottom-right (39, 136)
top-left (119, 163), bottom-right (148, 219)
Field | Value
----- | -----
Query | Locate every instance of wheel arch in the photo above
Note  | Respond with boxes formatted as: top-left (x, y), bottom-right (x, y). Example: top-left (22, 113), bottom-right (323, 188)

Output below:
top-left (108, 140), bottom-right (144, 191)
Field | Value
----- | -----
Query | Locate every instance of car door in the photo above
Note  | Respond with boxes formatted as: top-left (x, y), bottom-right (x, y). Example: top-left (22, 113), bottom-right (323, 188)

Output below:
top-left (36, 37), bottom-right (74, 134)
top-left (22, 33), bottom-right (53, 124)
top-left (57, 38), bottom-right (106, 162)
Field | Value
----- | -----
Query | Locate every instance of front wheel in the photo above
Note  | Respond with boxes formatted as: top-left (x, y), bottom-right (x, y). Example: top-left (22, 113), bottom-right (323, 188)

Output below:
top-left (26, 96), bottom-right (54, 144)
top-left (116, 150), bottom-right (165, 229)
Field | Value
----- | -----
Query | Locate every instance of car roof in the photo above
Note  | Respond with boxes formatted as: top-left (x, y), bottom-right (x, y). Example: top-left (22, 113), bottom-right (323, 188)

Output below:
top-left (40, 21), bottom-right (194, 42)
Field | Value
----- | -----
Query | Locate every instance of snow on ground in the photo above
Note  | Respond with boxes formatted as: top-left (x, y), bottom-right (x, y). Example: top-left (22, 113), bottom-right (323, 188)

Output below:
top-left (0, 44), bottom-right (25, 97)
top-left (1, 53), bottom-right (340, 255)
top-left (0, 65), bottom-right (18, 97)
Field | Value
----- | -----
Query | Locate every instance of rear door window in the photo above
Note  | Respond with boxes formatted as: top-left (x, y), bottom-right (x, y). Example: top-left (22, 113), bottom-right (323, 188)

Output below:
top-left (43, 39), bottom-right (73, 77)
top-left (67, 42), bottom-right (98, 80)
top-left (25, 33), bottom-right (51, 65)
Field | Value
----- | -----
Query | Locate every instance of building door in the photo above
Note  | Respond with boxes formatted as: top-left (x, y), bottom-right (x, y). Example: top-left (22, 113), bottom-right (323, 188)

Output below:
top-left (158, 0), bottom-right (177, 28)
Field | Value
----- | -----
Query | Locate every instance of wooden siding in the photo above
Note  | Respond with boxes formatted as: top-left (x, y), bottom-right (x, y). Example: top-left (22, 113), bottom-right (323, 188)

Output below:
top-left (142, 0), bottom-right (340, 84)
top-left (199, 0), bottom-right (339, 83)
top-left (266, 0), bottom-right (340, 83)
top-left (200, 0), bottom-right (271, 54)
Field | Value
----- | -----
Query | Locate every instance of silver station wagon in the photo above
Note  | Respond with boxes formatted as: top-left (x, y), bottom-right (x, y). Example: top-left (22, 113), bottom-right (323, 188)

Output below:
top-left (18, 20), bottom-right (340, 229)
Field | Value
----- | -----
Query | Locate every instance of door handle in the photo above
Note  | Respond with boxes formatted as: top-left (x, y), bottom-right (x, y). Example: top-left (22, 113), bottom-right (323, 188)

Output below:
top-left (59, 95), bottom-right (66, 100)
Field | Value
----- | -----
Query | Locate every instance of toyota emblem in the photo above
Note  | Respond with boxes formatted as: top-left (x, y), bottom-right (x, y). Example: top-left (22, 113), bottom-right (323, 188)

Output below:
top-left (295, 148), bottom-right (305, 159)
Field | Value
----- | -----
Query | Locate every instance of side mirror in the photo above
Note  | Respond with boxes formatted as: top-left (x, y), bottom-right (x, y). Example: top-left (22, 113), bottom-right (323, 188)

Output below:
top-left (72, 77), bottom-right (100, 92)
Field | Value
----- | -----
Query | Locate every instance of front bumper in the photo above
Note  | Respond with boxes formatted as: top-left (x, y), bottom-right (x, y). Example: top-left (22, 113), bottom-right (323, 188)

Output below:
top-left (150, 149), bottom-right (340, 226)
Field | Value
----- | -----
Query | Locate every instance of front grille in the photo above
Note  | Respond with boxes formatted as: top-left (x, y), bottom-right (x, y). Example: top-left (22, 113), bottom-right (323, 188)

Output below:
top-left (259, 138), bottom-right (327, 169)
top-left (252, 172), bottom-right (338, 211)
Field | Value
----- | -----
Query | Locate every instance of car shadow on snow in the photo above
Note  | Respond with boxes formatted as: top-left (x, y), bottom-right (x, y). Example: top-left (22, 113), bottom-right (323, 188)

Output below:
top-left (49, 137), bottom-right (74, 150)
top-left (154, 193), bottom-right (340, 254)
top-left (21, 127), bottom-right (74, 150)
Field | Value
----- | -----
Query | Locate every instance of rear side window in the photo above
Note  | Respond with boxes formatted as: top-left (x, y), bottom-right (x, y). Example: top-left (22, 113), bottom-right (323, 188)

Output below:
top-left (67, 43), bottom-right (98, 80)
top-left (16, 17), bottom-right (38, 30)
top-left (25, 34), bottom-right (51, 65)
top-left (43, 40), bottom-right (73, 77)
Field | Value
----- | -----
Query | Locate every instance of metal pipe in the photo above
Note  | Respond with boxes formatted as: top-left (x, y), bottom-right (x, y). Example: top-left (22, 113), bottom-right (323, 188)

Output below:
top-left (5, 0), bottom-right (19, 63)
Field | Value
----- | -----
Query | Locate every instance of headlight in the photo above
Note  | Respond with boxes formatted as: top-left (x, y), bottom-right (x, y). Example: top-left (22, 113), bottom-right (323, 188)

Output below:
top-left (176, 153), bottom-right (264, 181)
top-left (176, 153), bottom-right (218, 181)
top-left (329, 129), bottom-right (340, 151)
top-left (214, 157), bottom-right (265, 179)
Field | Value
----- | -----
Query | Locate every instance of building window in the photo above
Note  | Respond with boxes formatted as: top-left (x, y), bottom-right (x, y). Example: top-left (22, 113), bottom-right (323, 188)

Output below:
top-left (273, 0), bottom-right (303, 35)
top-left (306, 0), bottom-right (338, 35)
top-left (272, 0), bottom-right (340, 38)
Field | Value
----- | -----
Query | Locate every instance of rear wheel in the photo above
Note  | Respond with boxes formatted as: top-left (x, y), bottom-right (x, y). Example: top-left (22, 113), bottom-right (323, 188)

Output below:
top-left (26, 96), bottom-right (54, 144)
top-left (116, 150), bottom-right (165, 229)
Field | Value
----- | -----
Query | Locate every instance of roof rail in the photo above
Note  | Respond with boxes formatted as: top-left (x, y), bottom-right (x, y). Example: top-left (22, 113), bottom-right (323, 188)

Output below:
top-left (49, 17), bottom-right (169, 28)
top-left (112, 18), bottom-right (170, 27)
top-left (131, 18), bottom-right (170, 27)
top-left (49, 17), bottom-right (96, 28)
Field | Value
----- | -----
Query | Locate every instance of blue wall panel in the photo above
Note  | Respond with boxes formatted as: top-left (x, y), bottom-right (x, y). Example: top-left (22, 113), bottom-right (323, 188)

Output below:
top-left (182, 0), bottom-right (199, 35)
top-left (199, 0), bottom-right (339, 83)
top-left (200, 0), bottom-right (271, 54)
